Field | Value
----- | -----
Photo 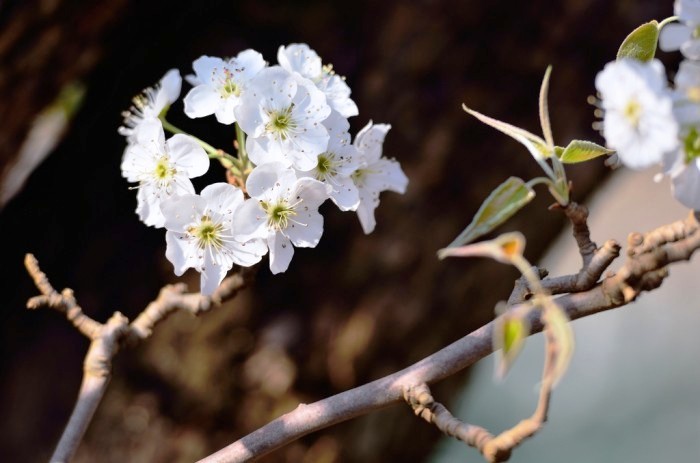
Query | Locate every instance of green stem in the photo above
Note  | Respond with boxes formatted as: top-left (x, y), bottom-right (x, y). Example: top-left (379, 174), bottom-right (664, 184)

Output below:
top-left (659, 16), bottom-right (679, 29)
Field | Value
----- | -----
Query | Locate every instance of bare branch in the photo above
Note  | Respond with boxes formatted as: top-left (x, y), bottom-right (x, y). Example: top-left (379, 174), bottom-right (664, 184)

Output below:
top-left (199, 211), bottom-right (700, 463)
top-left (25, 254), bottom-right (256, 462)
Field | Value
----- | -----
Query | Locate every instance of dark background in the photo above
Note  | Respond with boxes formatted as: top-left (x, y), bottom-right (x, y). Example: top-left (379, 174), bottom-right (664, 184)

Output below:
top-left (0, 1), bottom-right (674, 462)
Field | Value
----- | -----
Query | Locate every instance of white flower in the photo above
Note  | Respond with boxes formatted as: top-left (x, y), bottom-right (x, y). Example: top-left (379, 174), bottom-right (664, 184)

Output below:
top-left (235, 66), bottom-right (331, 171)
top-left (119, 69), bottom-right (182, 141)
top-left (673, 59), bottom-right (700, 126)
top-left (663, 129), bottom-right (700, 210)
top-left (183, 51), bottom-right (266, 125)
top-left (278, 43), bottom-right (359, 118)
top-left (234, 163), bottom-right (329, 274)
top-left (351, 121), bottom-right (408, 234)
top-left (161, 183), bottom-right (267, 295)
top-left (296, 111), bottom-right (362, 210)
top-left (659, 0), bottom-right (700, 59)
top-left (121, 119), bottom-right (209, 227)
top-left (594, 59), bottom-right (678, 170)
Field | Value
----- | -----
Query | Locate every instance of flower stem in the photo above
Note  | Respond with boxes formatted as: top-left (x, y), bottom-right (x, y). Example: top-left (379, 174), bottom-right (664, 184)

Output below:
top-left (658, 16), bottom-right (679, 29)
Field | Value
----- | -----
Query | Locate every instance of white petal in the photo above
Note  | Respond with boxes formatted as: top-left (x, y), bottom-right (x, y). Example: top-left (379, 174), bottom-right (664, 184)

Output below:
top-left (246, 162), bottom-right (297, 199)
top-left (268, 231), bottom-right (294, 274)
top-left (672, 162), bottom-right (700, 209)
top-left (201, 182), bottom-right (244, 217)
top-left (329, 176), bottom-right (360, 211)
top-left (121, 144), bottom-right (154, 182)
top-left (136, 185), bottom-right (166, 228)
top-left (659, 24), bottom-right (692, 51)
top-left (285, 210), bottom-right (324, 248)
top-left (235, 49), bottom-right (267, 81)
top-left (214, 96), bottom-right (237, 125)
top-left (192, 55), bottom-right (223, 81)
top-left (354, 121), bottom-right (390, 163)
top-left (681, 38), bottom-right (700, 60)
top-left (161, 194), bottom-right (206, 232)
top-left (184, 85), bottom-right (221, 119)
top-left (165, 230), bottom-right (199, 276)
top-left (200, 249), bottom-right (229, 296)
top-left (166, 134), bottom-right (209, 178)
top-left (355, 188), bottom-right (378, 234)
top-left (228, 238), bottom-right (267, 267)
top-left (233, 198), bottom-right (269, 240)
top-left (293, 177), bottom-right (329, 210)
top-left (277, 43), bottom-right (322, 79)
top-left (364, 159), bottom-right (409, 194)
top-left (157, 69), bottom-right (182, 108)
top-left (135, 119), bottom-right (166, 154)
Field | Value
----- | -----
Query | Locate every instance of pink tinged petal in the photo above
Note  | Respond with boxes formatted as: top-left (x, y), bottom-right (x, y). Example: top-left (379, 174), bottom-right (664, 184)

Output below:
top-left (200, 249), bottom-right (229, 296)
top-left (166, 134), bottom-right (209, 178)
top-left (184, 85), bottom-right (222, 119)
top-left (192, 55), bottom-right (223, 82)
top-left (285, 210), bottom-right (324, 248)
top-left (659, 24), bottom-right (692, 51)
top-left (673, 162), bottom-right (700, 210)
top-left (236, 49), bottom-right (267, 80)
top-left (165, 230), bottom-right (199, 276)
top-left (161, 194), bottom-right (206, 232)
top-left (246, 162), bottom-right (298, 199)
top-left (233, 199), bottom-right (269, 240)
top-left (277, 43), bottom-right (322, 79)
top-left (268, 231), bottom-right (294, 274)
top-left (329, 176), bottom-right (360, 211)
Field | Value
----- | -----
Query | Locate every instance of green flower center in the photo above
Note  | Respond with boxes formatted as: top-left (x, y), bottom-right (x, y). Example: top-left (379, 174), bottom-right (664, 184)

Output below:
top-left (154, 156), bottom-right (176, 180)
top-left (684, 128), bottom-right (700, 164)
top-left (266, 106), bottom-right (296, 140)
top-left (263, 201), bottom-right (297, 230)
top-left (315, 153), bottom-right (336, 180)
top-left (623, 99), bottom-right (642, 128)
top-left (222, 77), bottom-right (240, 98)
top-left (189, 215), bottom-right (224, 250)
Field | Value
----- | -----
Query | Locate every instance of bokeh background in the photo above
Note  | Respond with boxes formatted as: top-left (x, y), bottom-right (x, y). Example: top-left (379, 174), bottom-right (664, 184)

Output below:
top-left (0, 1), bottom-right (680, 462)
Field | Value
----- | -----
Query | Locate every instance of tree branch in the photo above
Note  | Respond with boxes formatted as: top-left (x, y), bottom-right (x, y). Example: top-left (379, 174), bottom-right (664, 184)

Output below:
top-left (199, 211), bottom-right (700, 463)
top-left (24, 254), bottom-right (255, 462)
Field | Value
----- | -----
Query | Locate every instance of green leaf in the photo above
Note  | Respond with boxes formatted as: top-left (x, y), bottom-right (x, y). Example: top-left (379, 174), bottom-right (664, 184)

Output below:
top-left (559, 140), bottom-right (615, 164)
top-left (538, 65), bottom-right (554, 150)
top-left (445, 177), bottom-right (535, 248)
top-left (463, 104), bottom-right (550, 159)
top-left (493, 304), bottom-right (531, 380)
top-left (616, 20), bottom-right (660, 62)
top-left (541, 302), bottom-right (575, 387)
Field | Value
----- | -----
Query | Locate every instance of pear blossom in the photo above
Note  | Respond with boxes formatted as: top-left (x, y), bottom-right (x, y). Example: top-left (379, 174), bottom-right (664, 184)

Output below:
top-left (296, 111), bottom-right (362, 210)
top-left (161, 183), bottom-right (267, 295)
top-left (278, 43), bottom-right (359, 118)
top-left (659, 0), bottom-right (700, 59)
top-left (351, 121), bottom-right (408, 234)
top-left (183, 51), bottom-right (266, 125)
top-left (121, 119), bottom-right (209, 227)
top-left (234, 162), bottom-right (330, 274)
top-left (235, 66), bottom-right (332, 171)
top-left (119, 69), bottom-right (182, 141)
top-left (594, 59), bottom-right (679, 169)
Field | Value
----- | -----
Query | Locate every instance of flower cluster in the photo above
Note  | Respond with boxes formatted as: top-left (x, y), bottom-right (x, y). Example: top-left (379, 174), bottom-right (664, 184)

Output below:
top-left (595, 1), bottom-right (700, 210)
top-left (119, 43), bottom-right (408, 295)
